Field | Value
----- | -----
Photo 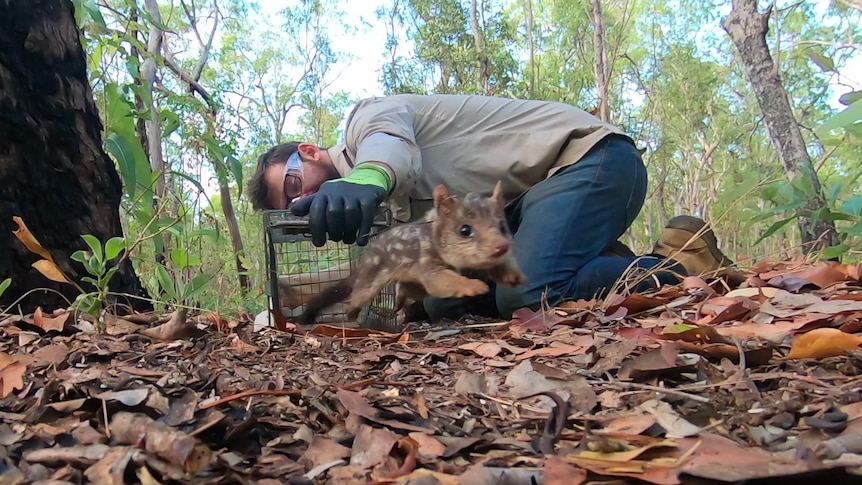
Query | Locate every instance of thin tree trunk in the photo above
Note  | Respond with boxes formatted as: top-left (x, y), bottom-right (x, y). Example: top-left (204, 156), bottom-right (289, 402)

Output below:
top-left (0, 0), bottom-right (151, 314)
top-left (142, 0), bottom-right (171, 269)
top-left (469, 0), bottom-right (489, 94)
top-left (590, 0), bottom-right (610, 122)
top-left (524, 0), bottom-right (535, 96)
top-left (722, 0), bottom-right (837, 253)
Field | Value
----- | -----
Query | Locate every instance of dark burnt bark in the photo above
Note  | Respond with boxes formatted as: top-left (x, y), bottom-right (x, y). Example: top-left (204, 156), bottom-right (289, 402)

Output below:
top-left (0, 0), bottom-right (151, 314)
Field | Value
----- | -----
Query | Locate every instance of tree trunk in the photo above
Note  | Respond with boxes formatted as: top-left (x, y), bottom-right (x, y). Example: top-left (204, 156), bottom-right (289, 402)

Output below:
top-left (722, 0), bottom-right (837, 253)
top-left (0, 0), bottom-right (151, 314)
top-left (524, 0), bottom-right (535, 97)
top-left (142, 0), bottom-right (171, 269)
top-left (469, 0), bottom-right (489, 94)
top-left (590, 0), bottom-right (610, 122)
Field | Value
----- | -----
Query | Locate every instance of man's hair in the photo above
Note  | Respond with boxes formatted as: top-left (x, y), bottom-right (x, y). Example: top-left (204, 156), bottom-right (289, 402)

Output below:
top-left (247, 142), bottom-right (302, 211)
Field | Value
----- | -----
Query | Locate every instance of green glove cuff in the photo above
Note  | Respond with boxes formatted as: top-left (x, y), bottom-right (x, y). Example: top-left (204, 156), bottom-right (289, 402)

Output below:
top-left (343, 164), bottom-right (392, 193)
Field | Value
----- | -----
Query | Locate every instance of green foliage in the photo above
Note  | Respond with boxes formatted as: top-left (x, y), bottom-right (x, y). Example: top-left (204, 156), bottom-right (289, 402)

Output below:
top-left (70, 235), bottom-right (126, 332)
top-left (0, 279), bottom-right (11, 301)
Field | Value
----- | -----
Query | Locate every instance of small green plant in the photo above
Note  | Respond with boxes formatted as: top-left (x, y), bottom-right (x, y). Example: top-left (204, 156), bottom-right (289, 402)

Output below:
top-left (0, 278), bottom-right (11, 301)
top-left (70, 235), bottom-right (126, 332)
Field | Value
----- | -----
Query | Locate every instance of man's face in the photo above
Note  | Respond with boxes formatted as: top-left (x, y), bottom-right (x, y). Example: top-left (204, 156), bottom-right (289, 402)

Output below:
top-left (263, 145), bottom-right (331, 210)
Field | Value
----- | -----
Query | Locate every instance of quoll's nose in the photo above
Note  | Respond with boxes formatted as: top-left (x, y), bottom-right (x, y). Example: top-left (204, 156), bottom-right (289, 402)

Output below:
top-left (492, 243), bottom-right (509, 257)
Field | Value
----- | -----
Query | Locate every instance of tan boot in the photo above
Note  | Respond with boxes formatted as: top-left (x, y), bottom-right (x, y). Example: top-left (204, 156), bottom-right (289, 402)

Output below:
top-left (652, 216), bottom-right (746, 286)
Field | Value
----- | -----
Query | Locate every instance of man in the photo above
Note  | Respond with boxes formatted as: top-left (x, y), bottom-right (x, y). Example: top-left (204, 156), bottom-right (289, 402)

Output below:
top-left (248, 94), bottom-right (743, 322)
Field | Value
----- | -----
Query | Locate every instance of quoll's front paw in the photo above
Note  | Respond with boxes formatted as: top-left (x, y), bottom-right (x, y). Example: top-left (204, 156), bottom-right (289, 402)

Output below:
top-left (498, 269), bottom-right (527, 287)
top-left (454, 279), bottom-right (490, 298)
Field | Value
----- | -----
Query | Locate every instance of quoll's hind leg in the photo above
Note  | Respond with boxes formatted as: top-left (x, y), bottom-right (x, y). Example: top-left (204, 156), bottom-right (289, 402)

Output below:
top-left (418, 268), bottom-right (490, 299)
top-left (394, 281), bottom-right (428, 325)
top-left (395, 282), bottom-right (427, 312)
top-left (345, 267), bottom-right (396, 321)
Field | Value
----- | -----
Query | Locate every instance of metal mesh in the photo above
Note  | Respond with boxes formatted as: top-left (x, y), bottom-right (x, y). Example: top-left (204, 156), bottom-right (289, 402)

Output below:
top-left (263, 209), bottom-right (398, 329)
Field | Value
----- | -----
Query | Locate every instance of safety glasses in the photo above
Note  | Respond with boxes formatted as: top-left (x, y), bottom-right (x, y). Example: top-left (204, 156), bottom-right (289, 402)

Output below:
top-left (282, 151), bottom-right (303, 204)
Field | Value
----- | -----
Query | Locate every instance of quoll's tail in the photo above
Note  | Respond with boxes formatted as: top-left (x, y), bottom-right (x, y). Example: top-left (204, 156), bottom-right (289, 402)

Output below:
top-left (294, 277), bottom-right (355, 326)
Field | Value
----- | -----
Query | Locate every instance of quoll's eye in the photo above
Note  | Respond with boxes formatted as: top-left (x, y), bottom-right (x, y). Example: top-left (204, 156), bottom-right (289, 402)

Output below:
top-left (499, 221), bottom-right (508, 235)
top-left (459, 224), bottom-right (473, 237)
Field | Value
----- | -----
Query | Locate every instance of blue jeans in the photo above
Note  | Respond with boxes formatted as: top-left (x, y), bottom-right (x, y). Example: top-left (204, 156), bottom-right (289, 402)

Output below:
top-left (423, 134), bottom-right (687, 321)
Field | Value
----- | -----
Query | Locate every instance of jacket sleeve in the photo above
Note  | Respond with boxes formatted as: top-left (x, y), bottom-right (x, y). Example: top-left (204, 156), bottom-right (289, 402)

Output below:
top-left (344, 97), bottom-right (422, 198)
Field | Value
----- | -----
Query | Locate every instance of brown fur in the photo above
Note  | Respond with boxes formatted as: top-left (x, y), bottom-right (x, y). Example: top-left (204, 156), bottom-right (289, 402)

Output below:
top-left (293, 181), bottom-right (527, 326)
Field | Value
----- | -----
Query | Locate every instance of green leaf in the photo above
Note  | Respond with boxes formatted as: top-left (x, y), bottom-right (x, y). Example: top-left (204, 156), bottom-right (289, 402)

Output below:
top-left (842, 220), bottom-right (862, 236)
top-left (820, 98), bottom-right (862, 133)
top-left (190, 228), bottom-right (220, 241)
top-left (227, 154), bottom-right (244, 201)
top-left (754, 216), bottom-right (795, 246)
top-left (827, 180), bottom-right (844, 204)
top-left (105, 237), bottom-right (126, 261)
top-left (839, 90), bottom-right (862, 106)
top-left (171, 170), bottom-right (207, 196)
top-left (70, 250), bottom-right (89, 265)
top-left (846, 122), bottom-right (862, 140)
top-left (819, 244), bottom-right (848, 261)
top-left (840, 196), bottom-right (862, 217)
top-left (105, 133), bottom-right (138, 198)
top-left (0, 278), bottom-right (11, 299)
top-left (170, 250), bottom-right (201, 270)
top-left (103, 266), bottom-right (120, 286)
top-left (81, 235), bottom-right (103, 262)
top-left (156, 265), bottom-right (177, 301)
top-left (809, 52), bottom-right (835, 72)
top-left (181, 274), bottom-right (215, 302)
top-left (161, 109), bottom-right (181, 138)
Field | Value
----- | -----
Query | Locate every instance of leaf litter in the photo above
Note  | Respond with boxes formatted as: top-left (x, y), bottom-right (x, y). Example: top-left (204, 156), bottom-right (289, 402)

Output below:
top-left (1, 259), bottom-right (862, 484)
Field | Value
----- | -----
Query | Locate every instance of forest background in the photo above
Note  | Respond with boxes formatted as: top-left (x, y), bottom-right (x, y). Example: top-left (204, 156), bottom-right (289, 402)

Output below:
top-left (52, 0), bottom-right (862, 318)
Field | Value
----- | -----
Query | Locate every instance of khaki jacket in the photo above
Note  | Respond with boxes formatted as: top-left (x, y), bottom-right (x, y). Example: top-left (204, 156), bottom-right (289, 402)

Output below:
top-left (326, 94), bottom-right (628, 222)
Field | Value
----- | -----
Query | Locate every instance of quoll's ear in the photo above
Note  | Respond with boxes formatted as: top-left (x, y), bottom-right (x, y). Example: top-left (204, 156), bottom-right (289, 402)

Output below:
top-left (491, 180), bottom-right (503, 204)
top-left (433, 184), bottom-right (456, 216)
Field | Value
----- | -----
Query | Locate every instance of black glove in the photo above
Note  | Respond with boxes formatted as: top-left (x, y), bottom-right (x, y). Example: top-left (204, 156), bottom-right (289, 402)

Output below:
top-left (290, 180), bottom-right (387, 247)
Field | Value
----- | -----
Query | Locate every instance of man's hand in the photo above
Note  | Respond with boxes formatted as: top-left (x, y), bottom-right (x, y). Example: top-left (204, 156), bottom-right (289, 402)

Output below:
top-left (290, 165), bottom-right (389, 247)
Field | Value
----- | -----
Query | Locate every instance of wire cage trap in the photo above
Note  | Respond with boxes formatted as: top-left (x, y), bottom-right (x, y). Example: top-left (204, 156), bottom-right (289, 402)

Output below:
top-left (263, 208), bottom-right (399, 330)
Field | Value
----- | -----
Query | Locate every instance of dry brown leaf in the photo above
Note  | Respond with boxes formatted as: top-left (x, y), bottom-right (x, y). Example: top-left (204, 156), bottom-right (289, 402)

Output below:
top-left (725, 287), bottom-right (781, 298)
top-left (457, 341), bottom-right (502, 358)
top-left (544, 455), bottom-right (587, 485)
top-left (695, 297), bottom-right (758, 326)
top-left (300, 436), bottom-right (351, 470)
top-left (784, 328), bottom-right (862, 360)
top-left (0, 351), bottom-right (26, 398)
top-left (11, 216), bottom-right (54, 262)
top-left (578, 438), bottom-right (679, 462)
top-left (407, 432), bottom-right (446, 461)
top-left (619, 342), bottom-right (693, 381)
top-left (83, 446), bottom-right (133, 485)
top-left (350, 424), bottom-right (400, 469)
top-left (606, 293), bottom-right (670, 315)
top-left (514, 335), bottom-right (594, 361)
top-left (599, 413), bottom-right (658, 435)
top-left (32, 259), bottom-right (72, 284)
top-left (639, 399), bottom-right (701, 438)
top-left (33, 307), bottom-right (69, 332)
top-left (715, 321), bottom-right (798, 344)
top-left (508, 307), bottom-right (570, 334)
top-left (33, 343), bottom-right (70, 365)
top-left (679, 432), bottom-right (837, 482)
